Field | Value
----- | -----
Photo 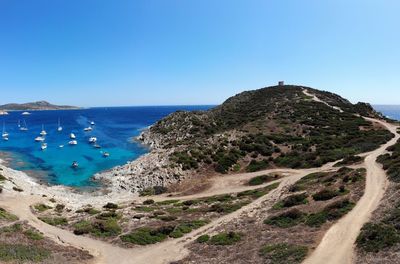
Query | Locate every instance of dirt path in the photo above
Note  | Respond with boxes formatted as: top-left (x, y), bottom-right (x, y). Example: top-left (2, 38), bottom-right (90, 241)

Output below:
top-left (0, 168), bottom-right (313, 264)
top-left (303, 89), bottom-right (344, 113)
top-left (303, 119), bottom-right (399, 263)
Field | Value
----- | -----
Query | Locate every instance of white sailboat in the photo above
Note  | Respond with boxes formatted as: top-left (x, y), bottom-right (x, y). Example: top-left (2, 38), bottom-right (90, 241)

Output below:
top-left (84, 127), bottom-right (93, 132)
top-left (88, 137), bottom-right (97, 143)
top-left (40, 124), bottom-right (47, 136)
top-left (57, 118), bottom-right (62, 132)
top-left (90, 121), bottom-right (95, 126)
top-left (70, 133), bottom-right (76, 139)
top-left (41, 143), bottom-right (47, 150)
top-left (20, 120), bottom-right (28, 131)
top-left (2, 122), bottom-right (9, 138)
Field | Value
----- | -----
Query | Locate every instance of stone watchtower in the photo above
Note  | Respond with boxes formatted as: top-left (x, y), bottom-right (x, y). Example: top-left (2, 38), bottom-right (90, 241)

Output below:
top-left (278, 81), bottom-right (284, 86)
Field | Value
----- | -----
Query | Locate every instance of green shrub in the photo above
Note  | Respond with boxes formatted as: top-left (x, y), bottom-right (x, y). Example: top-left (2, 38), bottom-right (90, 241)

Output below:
top-left (24, 229), bottom-right (44, 240)
top-left (0, 244), bottom-right (50, 262)
top-left (264, 209), bottom-right (304, 228)
top-left (143, 199), bottom-right (155, 205)
top-left (209, 232), bottom-right (241, 245)
top-left (312, 189), bottom-right (338, 201)
top-left (103, 203), bottom-right (118, 209)
top-left (274, 193), bottom-right (308, 209)
top-left (169, 220), bottom-right (209, 238)
top-left (91, 219), bottom-right (121, 237)
top-left (33, 203), bottom-right (52, 212)
top-left (121, 227), bottom-right (170, 245)
top-left (357, 223), bottom-right (400, 252)
top-left (248, 174), bottom-right (278, 186)
top-left (0, 208), bottom-right (18, 221)
top-left (73, 220), bottom-right (93, 235)
top-left (196, 234), bottom-right (210, 243)
top-left (259, 243), bottom-right (308, 264)
top-left (246, 159), bottom-right (270, 172)
top-left (38, 216), bottom-right (68, 226)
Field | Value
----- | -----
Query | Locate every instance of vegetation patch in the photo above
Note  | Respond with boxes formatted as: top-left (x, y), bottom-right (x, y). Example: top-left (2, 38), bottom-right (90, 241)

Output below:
top-left (0, 208), bottom-right (18, 221)
top-left (259, 243), bottom-right (308, 264)
top-left (264, 209), bottom-right (305, 228)
top-left (196, 234), bottom-right (210, 243)
top-left (273, 193), bottom-right (308, 209)
top-left (209, 232), bottom-right (241, 245)
top-left (334, 155), bottom-right (363, 167)
top-left (0, 244), bottom-right (50, 262)
top-left (120, 227), bottom-right (169, 245)
top-left (24, 229), bottom-right (44, 240)
top-left (248, 174), bottom-right (279, 186)
top-left (357, 223), bottom-right (400, 252)
top-left (34, 203), bottom-right (53, 212)
top-left (38, 216), bottom-right (68, 226)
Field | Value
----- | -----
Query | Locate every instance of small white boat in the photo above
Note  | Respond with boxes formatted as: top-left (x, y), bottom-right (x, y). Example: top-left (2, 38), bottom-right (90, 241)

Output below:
top-left (40, 125), bottom-right (47, 136)
top-left (18, 120), bottom-right (21, 128)
top-left (103, 152), bottom-right (110, 157)
top-left (70, 133), bottom-right (76, 139)
top-left (84, 127), bottom-right (93, 132)
top-left (2, 122), bottom-right (9, 138)
top-left (59, 145), bottom-right (64, 148)
top-left (3, 136), bottom-right (9, 141)
top-left (71, 161), bottom-right (79, 168)
top-left (35, 136), bottom-right (45, 142)
top-left (90, 121), bottom-right (95, 126)
top-left (41, 143), bottom-right (47, 150)
top-left (93, 144), bottom-right (101, 149)
top-left (68, 140), bottom-right (78, 145)
top-left (21, 112), bottom-right (31, 115)
top-left (57, 118), bottom-right (62, 132)
top-left (88, 137), bottom-right (97, 143)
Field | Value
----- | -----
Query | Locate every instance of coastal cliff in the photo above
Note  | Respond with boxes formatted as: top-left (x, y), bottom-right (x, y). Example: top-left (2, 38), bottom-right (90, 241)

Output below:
top-left (94, 85), bottom-right (391, 193)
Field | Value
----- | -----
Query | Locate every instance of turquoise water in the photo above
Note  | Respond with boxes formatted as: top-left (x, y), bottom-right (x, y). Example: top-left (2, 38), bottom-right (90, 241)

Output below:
top-left (0, 106), bottom-right (212, 187)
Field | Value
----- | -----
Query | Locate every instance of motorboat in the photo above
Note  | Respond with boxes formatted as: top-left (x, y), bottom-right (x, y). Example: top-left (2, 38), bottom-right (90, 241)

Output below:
top-left (93, 144), bottom-right (101, 149)
top-left (88, 137), bottom-right (97, 143)
top-left (35, 136), bottom-right (45, 142)
top-left (59, 145), bottom-right (64, 148)
top-left (71, 161), bottom-right (79, 168)
top-left (68, 140), bottom-right (78, 145)
top-left (40, 125), bottom-right (47, 136)
top-left (3, 137), bottom-right (8, 141)
top-left (70, 133), bottom-right (76, 139)
top-left (21, 112), bottom-right (31, 115)
top-left (90, 121), bottom-right (95, 126)
top-left (103, 152), bottom-right (110, 158)
top-left (41, 143), bottom-right (47, 150)
top-left (84, 127), bottom-right (93, 132)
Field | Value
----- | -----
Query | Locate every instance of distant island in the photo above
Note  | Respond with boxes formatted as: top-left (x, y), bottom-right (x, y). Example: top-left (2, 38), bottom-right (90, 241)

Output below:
top-left (0, 101), bottom-right (79, 111)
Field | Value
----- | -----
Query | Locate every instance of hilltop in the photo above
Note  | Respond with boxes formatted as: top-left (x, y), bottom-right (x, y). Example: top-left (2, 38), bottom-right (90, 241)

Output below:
top-left (96, 84), bottom-right (392, 192)
top-left (0, 101), bottom-right (79, 111)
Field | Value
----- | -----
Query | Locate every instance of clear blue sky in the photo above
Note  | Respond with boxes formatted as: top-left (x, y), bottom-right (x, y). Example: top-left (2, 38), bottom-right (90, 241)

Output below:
top-left (0, 0), bottom-right (399, 106)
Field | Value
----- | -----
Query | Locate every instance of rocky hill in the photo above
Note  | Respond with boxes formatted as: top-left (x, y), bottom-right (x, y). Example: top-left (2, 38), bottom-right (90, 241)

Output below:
top-left (0, 101), bottom-right (78, 111)
top-left (95, 85), bottom-right (392, 192)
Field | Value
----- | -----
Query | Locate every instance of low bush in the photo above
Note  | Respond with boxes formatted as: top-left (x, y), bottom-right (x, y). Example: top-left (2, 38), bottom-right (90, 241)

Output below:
top-left (248, 174), bottom-right (278, 186)
top-left (38, 216), bottom-right (68, 226)
top-left (24, 229), bottom-right (44, 240)
top-left (0, 244), bottom-right (50, 262)
top-left (33, 204), bottom-right (52, 212)
top-left (274, 193), bottom-right (308, 209)
top-left (196, 234), bottom-right (210, 243)
top-left (209, 232), bottom-right (241, 245)
top-left (259, 243), bottom-right (308, 264)
top-left (356, 223), bottom-right (400, 252)
top-left (103, 203), bottom-right (118, 209)
top-left (0, 208), bottom-right (18, 221)
top-left (312, 189), bottom-right (338, 201)
top-left (264, 209), bottom-right (304, 228)
top-left (120, 227), bottom-right (169, 245)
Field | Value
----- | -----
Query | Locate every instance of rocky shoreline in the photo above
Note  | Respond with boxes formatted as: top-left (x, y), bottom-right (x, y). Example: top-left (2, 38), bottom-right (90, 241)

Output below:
top-left (93, 127), bottom-right (190, 193)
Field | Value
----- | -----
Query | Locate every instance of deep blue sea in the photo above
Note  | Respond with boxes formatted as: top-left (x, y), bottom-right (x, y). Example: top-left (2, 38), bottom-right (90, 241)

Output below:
top-left (0, 106), bottom-right (212, 187)
top-left (374, 105), bottom-right (400, 121)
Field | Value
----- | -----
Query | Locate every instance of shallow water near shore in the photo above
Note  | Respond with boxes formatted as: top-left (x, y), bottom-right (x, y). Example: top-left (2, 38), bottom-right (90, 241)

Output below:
top-left (0, 106), bottom-right (212, 187)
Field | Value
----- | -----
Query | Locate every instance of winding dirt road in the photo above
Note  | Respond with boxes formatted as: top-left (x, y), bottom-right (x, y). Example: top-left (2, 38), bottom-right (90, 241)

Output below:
top-left (303, 118), bottom-right (399, 264)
